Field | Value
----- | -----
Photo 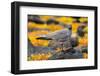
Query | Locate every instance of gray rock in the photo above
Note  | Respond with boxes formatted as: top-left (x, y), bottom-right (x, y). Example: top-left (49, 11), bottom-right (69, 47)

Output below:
top-left (48, 48), bottom-right (83, 60)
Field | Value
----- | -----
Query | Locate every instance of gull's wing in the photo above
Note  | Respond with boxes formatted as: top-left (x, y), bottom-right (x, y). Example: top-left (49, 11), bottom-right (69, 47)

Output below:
top-left (37, 29), bottom-right (71, 40)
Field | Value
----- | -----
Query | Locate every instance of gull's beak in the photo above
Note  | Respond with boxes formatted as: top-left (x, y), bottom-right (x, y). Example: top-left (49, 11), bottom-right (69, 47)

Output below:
top-left (36, 37), bottom-right (53, 40)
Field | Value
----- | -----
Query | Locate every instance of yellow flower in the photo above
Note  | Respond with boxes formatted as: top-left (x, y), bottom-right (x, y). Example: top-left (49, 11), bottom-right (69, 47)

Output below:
top-left (40, 16), bottom-right (54, 21)
top-left (28, 31), bottom-right (49, 46)
top-left (78, 37), bottom-right (88, 46)
top-left (28, 22), bottom-right (49, 29)
top-left (31, 52), bottom-right (52, 60)
top-left (27, 57), bottom-right (32, 61)
top-left (84, 26), bottom-right (88, 33)
top-left (56, 17), bottom-right (73, 24)
top-left (56, 48), bottom-right (62, 52)
top-left (83, 53), bottom-right (88, 59)
top-left (48, 24), bottom-right (63, 32)
top-left (79, 17), bottom-right (88, 23)
top-left (72, 23), bottom-right (80, 33)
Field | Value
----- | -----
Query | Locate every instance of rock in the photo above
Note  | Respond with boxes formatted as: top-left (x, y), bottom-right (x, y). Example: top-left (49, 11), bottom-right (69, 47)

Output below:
top-left (48, 48), bottom-right (83, 60)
